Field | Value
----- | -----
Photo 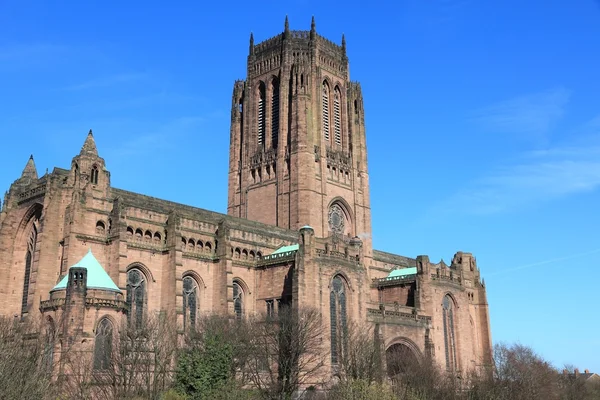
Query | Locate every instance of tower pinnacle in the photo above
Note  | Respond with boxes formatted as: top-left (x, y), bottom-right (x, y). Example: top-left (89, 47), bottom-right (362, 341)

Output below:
top-left (20, 154), bottom-right (38, 181)
top-left (249, 32), bottom-right (254, 55)
top-left (80, 129), bottom-right (98, 156)
top-left (310, 16), bottom-right (316, 40)
top-left (285, 15), bottom-right (289, 32)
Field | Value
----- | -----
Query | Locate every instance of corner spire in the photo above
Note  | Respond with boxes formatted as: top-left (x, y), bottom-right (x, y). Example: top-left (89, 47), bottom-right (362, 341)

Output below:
top-left (249, 32), bottom-right (254, 55)
top-left (80, 129), bottom-right (98, 156)
top-left (285, 15), bottom-right (290, 32)
top-left (310, 16), bottom-right (316, 40)
top-left (20, 154), bottom-right (38, 181)
top-left (342, 33), bottom-right (346, 53)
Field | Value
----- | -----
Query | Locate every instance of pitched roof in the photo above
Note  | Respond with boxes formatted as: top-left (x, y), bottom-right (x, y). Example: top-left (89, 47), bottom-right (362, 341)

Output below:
top-left (51, 249), bottom-right (121, 293)
top-left (272, 244), bottom-right (299, 255)
top-left (387, 267), bottom-right (418, 279)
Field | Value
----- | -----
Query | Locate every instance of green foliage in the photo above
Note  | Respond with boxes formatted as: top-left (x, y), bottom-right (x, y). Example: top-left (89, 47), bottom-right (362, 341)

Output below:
top-left (174, 333), bottom-right (234, 399)
top-left (327, 379), bottom-right (396, 400)
top-left (161, 389), bottom-right (189, 400)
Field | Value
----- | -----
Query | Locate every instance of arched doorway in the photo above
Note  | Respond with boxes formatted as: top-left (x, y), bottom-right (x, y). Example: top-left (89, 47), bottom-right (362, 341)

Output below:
top-left (386, 342), bottom-right (420, 378)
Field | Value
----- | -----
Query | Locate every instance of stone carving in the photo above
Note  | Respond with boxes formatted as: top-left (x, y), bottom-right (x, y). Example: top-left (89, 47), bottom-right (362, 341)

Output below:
top-left (328, 203), bottom-right (345, 234)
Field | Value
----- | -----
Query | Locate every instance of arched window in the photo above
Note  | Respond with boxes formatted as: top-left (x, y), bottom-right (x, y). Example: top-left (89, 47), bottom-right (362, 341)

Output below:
top-left (233, 281), bottom-right (244, 319)
top-left (330, 275), bottom-right (347, 364)
top-left (333, 86), bottom-right (342, 146)
top-left (96, 221), bottom-right (106, 235)
top-left (258, 82), bottom-right (266, 146)
top-left (93, 318), bottom-right (113, 370)
top-left (91, 165), bottom-right (99, 185)
top-left (322, 82), bottom-right (330, 142)
top-left (183, 276), bottom-right (199, 330)
top-left (126, 269), bottom-right (146, 328)
top-left (271, 79), bottom-right (279, 148)
top-left (442, 295), bottom-right (458, 371)
top-left (21, 224), bottom-right (37, 316)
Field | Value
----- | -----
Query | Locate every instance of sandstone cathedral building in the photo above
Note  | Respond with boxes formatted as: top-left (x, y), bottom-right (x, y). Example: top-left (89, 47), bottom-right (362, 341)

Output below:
top-left (0, 18), bottom-right (492, 383)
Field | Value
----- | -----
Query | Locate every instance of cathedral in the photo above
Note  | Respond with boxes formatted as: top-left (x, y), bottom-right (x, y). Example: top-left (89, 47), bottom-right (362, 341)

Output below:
top-left (0, 18), bottom-right (492, 382)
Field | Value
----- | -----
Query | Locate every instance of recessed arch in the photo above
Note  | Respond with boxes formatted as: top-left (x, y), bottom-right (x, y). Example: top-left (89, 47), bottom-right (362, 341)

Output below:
top-left (93, 316), bottom-right (114, 370)
top-left (182, 274), bottom-right (200, 330)
top-left (385, 338), bottom-right (422, 377)
top-left (204, 241), bottom-right (212, 253)
top-left (96, 220), bottom-right (106, 234)
top-left (126, 226), bottom-right (134, 236)
top-left (134, 228), bottom-right (143, 238)
top-left (326, 197), bottom-right (354, 236)
top-left (90, 164), bottom-right (99, 185)
top-left (144, 230), bottom-right (152, 240)
top-left (126, 262), bottom-right (155, 283)
top-left (327, 271), bottom-right (353, 292)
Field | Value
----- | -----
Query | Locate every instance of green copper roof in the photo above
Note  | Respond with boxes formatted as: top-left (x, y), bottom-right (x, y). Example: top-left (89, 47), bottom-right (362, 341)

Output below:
top-left (387, 267), bottom-right (417, 279)
top-left (51, 249), bottom-right (121, 293)
top-left (272, 244), bottom-right (299, 255)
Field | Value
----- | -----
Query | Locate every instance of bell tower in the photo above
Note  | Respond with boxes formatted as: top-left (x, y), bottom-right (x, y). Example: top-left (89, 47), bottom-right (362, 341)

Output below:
top-left (227, 17), bottom-right (372, 257)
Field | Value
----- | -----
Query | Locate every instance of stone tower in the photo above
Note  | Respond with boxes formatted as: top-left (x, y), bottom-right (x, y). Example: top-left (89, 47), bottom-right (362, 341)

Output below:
top-left (227, 17), bottom-right (372, 257)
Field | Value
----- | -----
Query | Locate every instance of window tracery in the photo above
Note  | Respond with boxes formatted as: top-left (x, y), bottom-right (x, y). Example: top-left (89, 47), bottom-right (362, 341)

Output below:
top-left (330, 275), bottom-right (347, 363)
top-left (126, 269), bottom-right (146, 328)
top-left (183, 276), bottom-right (199, 329)
top-left (93, 318), bottom-right (113, 370)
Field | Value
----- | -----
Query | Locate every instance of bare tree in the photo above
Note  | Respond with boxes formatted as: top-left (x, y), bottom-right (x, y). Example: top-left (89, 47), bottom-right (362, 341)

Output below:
top-left (245, 305), bottom-right (326, 400)
top-left (91, 313), bottom-right (178, 400)
top-left (335, 322), bottom-right (383, 384)
top-left (0, 316), bottom-right (57, 400)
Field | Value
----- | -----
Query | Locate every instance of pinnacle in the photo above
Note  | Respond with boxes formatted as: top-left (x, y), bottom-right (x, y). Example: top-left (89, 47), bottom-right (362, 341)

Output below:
top-left (311, 15), bottom-right (316, 31)
top-left (21, 154), bottom-right (38, 181)
top-left (80, 129), bottom-right (98, 156)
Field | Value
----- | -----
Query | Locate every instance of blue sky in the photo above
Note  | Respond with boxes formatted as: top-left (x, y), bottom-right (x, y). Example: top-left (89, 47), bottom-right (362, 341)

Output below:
top-left (1, 1), bottom-right (599, 370)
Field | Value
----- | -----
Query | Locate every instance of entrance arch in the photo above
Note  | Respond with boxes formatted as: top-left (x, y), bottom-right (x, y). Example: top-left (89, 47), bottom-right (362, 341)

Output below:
top-left (386, 341), bottom-right (421, 377)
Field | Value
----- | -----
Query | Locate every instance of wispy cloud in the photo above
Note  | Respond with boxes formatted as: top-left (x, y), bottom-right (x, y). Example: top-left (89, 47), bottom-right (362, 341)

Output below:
top-left (471, 87), bottom-right (571, 139)
top-left (435, 116), bottom-right (600, 215)
top-left (63, 72), bottom-right (149, 91)
top-left (103, 116), bottom-right (211, 159)
top-left (487, 247), bottom-right (600, 276)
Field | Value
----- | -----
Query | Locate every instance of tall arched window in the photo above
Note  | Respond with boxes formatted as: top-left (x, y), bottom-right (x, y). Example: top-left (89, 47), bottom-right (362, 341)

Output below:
top-left (322, 82), bottom-right (330, 142)
top-left (330, 275), bottom-right (347, 364)
top-left (126, 269), bottom-right (146, 328)
top-left (258, 82), bottom-right (266, 146)
top-left (333, 86), bottom-right (341, 146)
top-left (442, 295), bottom-right (458, 371)
top-left (91, 165), bottom-right (99, 184)
top-left (93, 318), bottom-right (113, 370)
top-left (183, 276), bottom-right (199, 330)
top-left (21, 224), bottom-right (37, 316)
top-left (233, 281), bottom-right (244, 319)
top-left (271, 79), bottom-right (279, 148)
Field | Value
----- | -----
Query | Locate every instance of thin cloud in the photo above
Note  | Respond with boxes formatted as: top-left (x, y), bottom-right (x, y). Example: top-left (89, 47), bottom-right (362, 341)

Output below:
top-left (64, 73), bottom-right (149, 91)
top-left (471, 87), bottom-right (571, 139)
top-left (487, 247), bottom-right (600, 276)
top-left (436, 118), bottom-right (600, 215)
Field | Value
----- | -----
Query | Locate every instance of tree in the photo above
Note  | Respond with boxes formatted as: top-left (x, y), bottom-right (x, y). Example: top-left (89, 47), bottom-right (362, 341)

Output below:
top-left (174, 314), bottom-right (255, 399)
top-left (91, 313), bottom-right (178, 400)
top-left (0, 317), bottom-right (57, 400)
top-left (335, 322), bottom-right (383, 384)
top-left (246, 305), bottom-right (326, 400)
